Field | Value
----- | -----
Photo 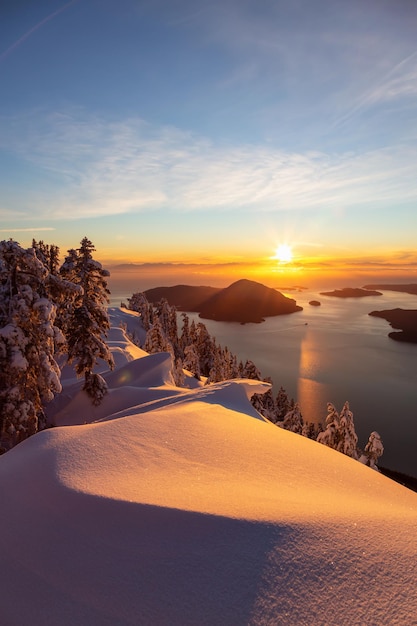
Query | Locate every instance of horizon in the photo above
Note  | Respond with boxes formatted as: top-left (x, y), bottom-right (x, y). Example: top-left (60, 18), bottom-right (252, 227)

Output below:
top-left (1, 0), bottom-right (417, 281)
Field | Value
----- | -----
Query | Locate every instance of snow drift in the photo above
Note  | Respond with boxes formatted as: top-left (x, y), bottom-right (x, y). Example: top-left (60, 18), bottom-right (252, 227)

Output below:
top-left (0, 307), bottom-right (416, 625)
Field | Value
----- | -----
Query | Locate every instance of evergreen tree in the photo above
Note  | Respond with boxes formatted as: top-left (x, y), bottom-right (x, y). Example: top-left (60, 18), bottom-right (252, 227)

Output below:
top-left (0, 240), bottom-right (65, 450)
top-left (338, 401), bottom-right (359, 459)
top-left (156, 299), bottom-right (178, 351)
top-left (61, 238), bottom-right (114, 405)
top-left (172, 356), bottom-right (185, 387)
top-left (360, 431), bottom-right (384, 470)
top-left (183, 344), bottom-right (200, 379)
top-left (127, 292), bottom-right (152, 331)
top-left (242, 359), bottom-right (262, 380)
top-left (317, 402), bottom-right (340, 451)
top-left (206, 347), bottom-right (225, 384)
top-left (317, 402), bottom-right (360, 459)
top-left (251, 386), bottom-right (276, 421)
top-left (281, 402), bottom-right (304, 434)
top-left (302, 420), bottom-right (321, 439)
top-left (275, 386), bottom-right (291, 421)
top-left (180, 313), bottom-right (191, 352)
top-left (32, 239), bottom-right (60, 275)
top-left (195, 322), bottom-right (214, 376)
top-left (144, 316), bottom-right (171, 354)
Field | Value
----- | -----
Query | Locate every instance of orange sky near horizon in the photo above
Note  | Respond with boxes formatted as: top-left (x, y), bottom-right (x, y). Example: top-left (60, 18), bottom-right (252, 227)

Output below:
top-left (105, 248), bottom-right (417, 294)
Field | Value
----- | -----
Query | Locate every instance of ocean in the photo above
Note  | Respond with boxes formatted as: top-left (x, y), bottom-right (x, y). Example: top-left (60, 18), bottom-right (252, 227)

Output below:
top-left (109, 280), bottom-right (417, 477)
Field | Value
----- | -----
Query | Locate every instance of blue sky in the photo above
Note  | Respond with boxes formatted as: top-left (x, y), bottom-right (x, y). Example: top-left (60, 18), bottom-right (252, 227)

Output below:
top-left (1, 0), bottom-right (417, 284)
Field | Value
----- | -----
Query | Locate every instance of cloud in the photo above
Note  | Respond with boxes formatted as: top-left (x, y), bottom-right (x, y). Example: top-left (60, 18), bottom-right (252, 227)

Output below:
top-left (0, 1), bottom-right (80, 64)
top-left (334, 50), bottom-right (417, 128)
top-left (0, 227), bottom-right (55, 233)
top-left (1, 110), bottom-right (417, 220)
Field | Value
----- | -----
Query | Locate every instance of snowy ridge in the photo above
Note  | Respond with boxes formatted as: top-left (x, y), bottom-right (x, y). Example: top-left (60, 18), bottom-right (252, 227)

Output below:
top-left (0, 308), bottom-right (416, 625)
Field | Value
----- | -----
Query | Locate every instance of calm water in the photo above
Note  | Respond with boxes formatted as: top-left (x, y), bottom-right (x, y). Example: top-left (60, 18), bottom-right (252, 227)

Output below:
top-left (110, 283), bottom-right (417, 476)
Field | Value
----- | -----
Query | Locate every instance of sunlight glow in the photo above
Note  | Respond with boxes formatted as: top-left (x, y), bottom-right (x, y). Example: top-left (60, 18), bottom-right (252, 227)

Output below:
top-left (274, 244), bottom-right (293, 263)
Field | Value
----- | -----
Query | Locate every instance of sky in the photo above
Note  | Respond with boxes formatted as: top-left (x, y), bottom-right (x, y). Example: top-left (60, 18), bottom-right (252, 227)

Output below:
top-left (1, 0), bottom-right (417, 288)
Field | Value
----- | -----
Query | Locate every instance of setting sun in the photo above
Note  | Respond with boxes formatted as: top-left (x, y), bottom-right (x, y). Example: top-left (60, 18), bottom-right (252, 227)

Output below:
top-left (275, 244), bottom-right (293, 263)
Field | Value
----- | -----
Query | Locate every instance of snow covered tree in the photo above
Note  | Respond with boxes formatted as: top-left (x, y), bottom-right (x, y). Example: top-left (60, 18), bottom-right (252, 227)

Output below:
top-left (183, 344), bottom-right (201, 379)
top-left (242, 359), bottom-right (262, 380)
top-left (275, 386), bottom-right (291, 422)
top-left (195, 322), bottom-right (215, 377)
top-left (144, 316), bottom-right (171, 354)
top-left (281, 402), bottom-right (304, 434)
top-left (0, 240), bottom-right (65, 450)
top-left (60, 238), bottom-right (114, 405)
top-left (180, 313), bottom-right (191, 352)
top-left (128, 292), bottom-right (153, 332)
top-left (302, 420), bottom-right (322, 439)
top-left (206, 347), bottom-right (226, 384)
top-left (251, 386), bottom-right (276, 421)
top-left (317, 402), bottom-right (340, 451)
top-left (360, 431), bottom-right (384, 470)
top-left (32, 239), bottom-right (60, 275)
top-left (317, 401), bottom-right (359, 459)
top-left (172, 356), bottom-right (185, 387)
top-left (338, 401), bottom-right (359, 459)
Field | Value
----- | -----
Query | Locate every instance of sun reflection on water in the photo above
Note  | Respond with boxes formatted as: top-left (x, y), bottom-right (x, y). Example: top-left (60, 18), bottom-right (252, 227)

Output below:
top-left (297, 330), bottom-right (328, 424)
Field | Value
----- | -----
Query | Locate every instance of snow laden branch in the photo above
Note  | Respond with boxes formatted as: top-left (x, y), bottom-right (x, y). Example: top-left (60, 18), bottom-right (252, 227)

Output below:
top-left (0, 237), bottom-right (114, 452)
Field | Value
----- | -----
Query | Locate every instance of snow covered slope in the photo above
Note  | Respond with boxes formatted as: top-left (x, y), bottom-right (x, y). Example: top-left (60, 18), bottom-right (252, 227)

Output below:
top-left (0, 308), bottom-right (416, 625)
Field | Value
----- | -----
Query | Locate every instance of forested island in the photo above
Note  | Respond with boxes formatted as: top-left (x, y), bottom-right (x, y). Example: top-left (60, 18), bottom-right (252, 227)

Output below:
top-left (369, 309), bottom-right (417, 343)
top-left (363, 284), bottom-right (417, 343)
top-left (145, 278), bottom-right (302, 323)
top-left (320, 287), bottom-right (382, 298)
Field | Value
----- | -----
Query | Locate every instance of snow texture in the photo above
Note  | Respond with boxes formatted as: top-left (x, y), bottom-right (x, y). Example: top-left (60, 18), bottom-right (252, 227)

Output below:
top-left (0, 308), bottom-right (416, 625)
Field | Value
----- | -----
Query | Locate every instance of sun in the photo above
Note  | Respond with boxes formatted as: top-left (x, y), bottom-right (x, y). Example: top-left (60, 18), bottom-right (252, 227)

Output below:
top-left (274, 244), bottom-right (293, 263)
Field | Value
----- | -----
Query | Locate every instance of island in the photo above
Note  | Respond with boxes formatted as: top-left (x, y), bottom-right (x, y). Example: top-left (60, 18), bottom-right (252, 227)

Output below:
top-left (320, 287), bottom-right (382, 298)
top-left (364, 283), bottom-right (417, 296)
top-left (309, 300), bottom-right (321, 306)
top-left (369, 308), bottom-right (417, 343)
top-left (143, 284), bottom-right (221, 312)
top-left (145, 279), bottom-right (303, 324)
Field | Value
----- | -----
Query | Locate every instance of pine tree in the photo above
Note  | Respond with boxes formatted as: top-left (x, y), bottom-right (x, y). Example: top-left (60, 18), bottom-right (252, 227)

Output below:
top-left (317, 401), bottom-right (359, 459)
top-left (360, 431), bottom-right (384, 470)
top-left (242, 359), bottom-right (262, 380)
top-left (251, 387), bottom-right (276, 421)
top-left (180, 313), bottom-right (191, 352)
top-left (0, 240), bottom-right (65, 450)
top-left (61, 238), bottom-right (114, 405)
top-left (127, 292), bottom-right (152, 331)
top-left (275, 386), bottom-right (291, 422)
top-left (338, 401), bottom-right (359, 459)
top-left (206, 347), bottom-right (225, 384)
top-left (281, 403), bottom-right (304, 434)
top-left (183, 344), bottom-right (200, 379)
top-left (144, 316), bottom-right (171, 354)
top-left (195, 322), bottom-right (214, 377)
top-left (317, 402), bottom-right (340, 450)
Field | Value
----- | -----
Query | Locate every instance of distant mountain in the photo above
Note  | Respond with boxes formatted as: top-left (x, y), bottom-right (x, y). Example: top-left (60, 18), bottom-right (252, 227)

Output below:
top-left (364, 283), bottom-right (417, 296)
top-left (144, 285), bottom-right (222, 311)
top-left (146, 279), bottom-right (302, 323)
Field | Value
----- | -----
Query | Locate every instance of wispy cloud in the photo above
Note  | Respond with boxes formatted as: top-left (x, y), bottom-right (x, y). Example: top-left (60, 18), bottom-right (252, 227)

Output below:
top-left (1, 110), bottom-right (416, 220)
top-left (334, 50), bottom-right (417, 128)
top-left (0, 227), bottom-right (56, 233)
top-left (0, 1), bottom-right (80, 64)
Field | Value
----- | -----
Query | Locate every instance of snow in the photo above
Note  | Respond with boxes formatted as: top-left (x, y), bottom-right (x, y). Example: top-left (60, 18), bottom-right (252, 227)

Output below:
top-left (0, 307), bottom-right (416, 625)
